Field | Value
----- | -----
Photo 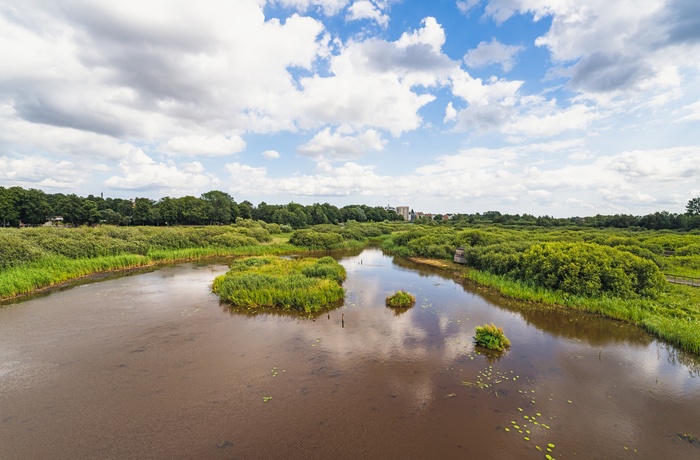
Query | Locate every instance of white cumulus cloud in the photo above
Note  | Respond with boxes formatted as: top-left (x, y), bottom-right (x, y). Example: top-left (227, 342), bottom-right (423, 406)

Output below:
top-left (464, 38), bottom-right (524, 72)
top-left (297, 127), bottom-right (387, 160)
top-left (164, 135), bottom-right (246, 156)
top-left (347, 1), bottom-right (389, 27)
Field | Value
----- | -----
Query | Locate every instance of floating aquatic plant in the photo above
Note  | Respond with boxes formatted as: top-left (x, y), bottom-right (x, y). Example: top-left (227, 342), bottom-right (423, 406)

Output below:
top-left (474, 323), bottom-right (511, 351)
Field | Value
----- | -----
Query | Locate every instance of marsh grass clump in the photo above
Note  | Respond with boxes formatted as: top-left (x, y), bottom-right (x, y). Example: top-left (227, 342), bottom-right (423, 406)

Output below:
top-left (212, 256), bottom-right (346, 313)
top-left (474, 323), bottom-right (511, 351)
top-left (385, 290), bottom-right (416, 309)
top-left (676, 432), bottom-right (699, 446)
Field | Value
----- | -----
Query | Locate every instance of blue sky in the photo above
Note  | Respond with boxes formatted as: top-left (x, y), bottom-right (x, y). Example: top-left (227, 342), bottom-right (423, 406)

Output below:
top-left (1, 0), bottom-right (699, 216)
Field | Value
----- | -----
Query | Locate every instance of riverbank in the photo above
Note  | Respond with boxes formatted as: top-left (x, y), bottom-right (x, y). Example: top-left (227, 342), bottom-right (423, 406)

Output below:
top-left (3, 223), bottom-right (699, 356)
top-left (0, 244), bottom-right (303, 302)
top-left (404, 255), bottom-right (700, 355)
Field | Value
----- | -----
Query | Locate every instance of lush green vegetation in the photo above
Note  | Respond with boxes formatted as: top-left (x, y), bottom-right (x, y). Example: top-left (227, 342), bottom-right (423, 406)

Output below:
top-left (3, 185), bottom-right (698, 230)
top-left (385, 290), bottom-right (416, 308)
top-left (288, 222), bottom-right (393, 250)
top-left (0, 221), bottom-right (299, 300)
top-left (212, 256), bottom-right (346, 312)
top-left (474, 323), bottom-right (511, 351)
top-left (0, 219), bottom-right (395, 300)
top-left (0, 186), bottom-right (403, 229)
top-left (383, 225), bottom-right (700, 354)
top-left (2, 214), bottom-right (700, 355)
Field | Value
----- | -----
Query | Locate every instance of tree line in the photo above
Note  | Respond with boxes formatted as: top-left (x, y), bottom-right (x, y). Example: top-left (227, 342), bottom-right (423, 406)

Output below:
top-left (1, 186), bottom-right (698, 230)
top-left (0, 186), bottom-right (403, 228)
top-left (434, 201), bottom-right (700, 231)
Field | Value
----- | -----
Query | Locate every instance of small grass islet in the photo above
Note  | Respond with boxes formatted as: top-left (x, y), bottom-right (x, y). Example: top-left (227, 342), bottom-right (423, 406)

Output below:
top-left (474, 323), bottom-right (511, 351)
top-left (385, 290), bottom-right (416, 309)
top-left (212, 256), bottom-right (346, 313)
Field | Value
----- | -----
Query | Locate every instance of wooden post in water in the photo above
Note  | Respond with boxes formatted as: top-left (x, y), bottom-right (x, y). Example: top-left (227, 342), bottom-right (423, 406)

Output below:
top-left (342, 313), bottom-right (344, 328)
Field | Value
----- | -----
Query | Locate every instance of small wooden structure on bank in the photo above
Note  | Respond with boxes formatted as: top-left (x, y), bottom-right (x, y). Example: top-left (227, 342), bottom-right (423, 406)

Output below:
top-left (454, 247), bottom-right (466, 264)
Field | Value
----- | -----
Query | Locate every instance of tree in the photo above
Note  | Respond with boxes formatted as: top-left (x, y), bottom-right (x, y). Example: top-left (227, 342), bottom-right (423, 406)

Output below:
top-left (201, 190), bottom-right (236, 225)
top-left (157, 197), bottom-right (179, 225)
top-left (309, 204), bottom-right (329, 225)
top-left (238, 200), bottom-right (253, 220)
top-left (16, 188), bottom-right (52, 226)
top-left (81, 200), bottom-right (101, 225)
top-left (100, 208), bottom-right (125, 225)
top-left (0, 187), bottom-right (19, 227)
top-left (131, 198), bottom-right (155, 225)
top-left (253, 202), bottom-right (279, 222)
top-left (55, 194), bottom-right (84, 226)
top-left (687, 197), bottom-right (700, 215)
top-left (177, 196), bottom-right (210, 225)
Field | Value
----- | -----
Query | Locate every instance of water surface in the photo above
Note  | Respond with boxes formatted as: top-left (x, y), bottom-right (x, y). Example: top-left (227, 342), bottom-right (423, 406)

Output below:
top-left (1, 249), bottom-right (699, 459)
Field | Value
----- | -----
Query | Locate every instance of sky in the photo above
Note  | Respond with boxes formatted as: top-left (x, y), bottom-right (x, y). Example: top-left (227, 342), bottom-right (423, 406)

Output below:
top-left (1, 0), bottom-right (699, 216)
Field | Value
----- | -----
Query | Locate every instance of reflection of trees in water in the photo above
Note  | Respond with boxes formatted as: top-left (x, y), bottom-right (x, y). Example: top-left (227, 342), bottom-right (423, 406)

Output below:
top-left (220, 300), bottom-right (344, 320)
top-left (661, 343), bottom-right (700, 377)
top-left (460, 278), bottom-right (655, 349)
top-left (474, 348), bottom-right (505, 365)
top-left (221, 248), bottom-right (686, 362)
top-left (388, 306), bottom-right (412, 317)
top-left (395, 252), bottom-right (656, 350)
top-left (389, 254), bottom-right (454, 279)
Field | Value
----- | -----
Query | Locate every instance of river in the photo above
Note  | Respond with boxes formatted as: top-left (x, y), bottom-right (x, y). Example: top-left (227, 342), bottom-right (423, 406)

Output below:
top-left (1, 248), bottom-right (698, 459)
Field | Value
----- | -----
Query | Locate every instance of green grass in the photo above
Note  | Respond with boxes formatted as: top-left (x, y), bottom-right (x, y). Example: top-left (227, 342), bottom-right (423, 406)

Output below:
top-left (0, 223), bottom-right (305, 301)
top-left (474, 323), bottom-right (511, 351)
top-left (3, 223), bottom-right (700, 356)
top-left (460, 267), bottom-right (700, 355)
top-left (0, 254), bottom-right (153, 299)
top-left (212, 256), bottom-right (346, 313)
top-left (385, 290), bottom-right (416, 308)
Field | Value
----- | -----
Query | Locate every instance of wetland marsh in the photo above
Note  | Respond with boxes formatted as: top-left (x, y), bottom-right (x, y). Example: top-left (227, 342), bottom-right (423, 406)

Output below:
top-left (1, 248), bottom-right (698, 459)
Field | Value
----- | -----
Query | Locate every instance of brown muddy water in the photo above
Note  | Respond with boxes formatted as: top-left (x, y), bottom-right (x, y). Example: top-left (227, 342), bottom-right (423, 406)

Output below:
top-left (1, 248), bottom-right (699, 459)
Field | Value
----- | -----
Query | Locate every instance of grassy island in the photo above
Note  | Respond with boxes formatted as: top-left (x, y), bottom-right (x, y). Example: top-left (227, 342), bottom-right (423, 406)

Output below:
top-left (385, 290), bottom-right (416, 309)
top-left (474, 323), bottom-right (511, 351)
top-left (212, 256), bottom-right (346, 312)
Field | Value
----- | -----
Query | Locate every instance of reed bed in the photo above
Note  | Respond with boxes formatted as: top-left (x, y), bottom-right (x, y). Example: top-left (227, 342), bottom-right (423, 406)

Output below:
top-left (212, 256), bottom-right (346, 313)
top-left (0, 254), bottom-right (152, 299)
top-left (0, 223), bottom-right (309, 300)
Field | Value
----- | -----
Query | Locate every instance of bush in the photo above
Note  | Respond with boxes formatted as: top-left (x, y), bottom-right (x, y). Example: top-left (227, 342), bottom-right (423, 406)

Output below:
top-left (289, 229), bottom-right (344, 249)
top-left (0, 230), bottom-right (45, 269)
top-left (385, 290), bottom-right (416, 308)
top-left (236, 227), bottom-right (272, 243)
top-left (519, 242), bottom-right (666, 298)
top-left (210, 233), bottom-right (258, 248)
top-left (474, 323), bottom-right (510, 351)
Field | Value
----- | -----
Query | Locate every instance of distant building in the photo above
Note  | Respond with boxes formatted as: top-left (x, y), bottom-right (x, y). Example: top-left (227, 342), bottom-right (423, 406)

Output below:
top-left (395, 206), bottom-right (409, 221)
top-left (44, 216), bottom-right (64, 227)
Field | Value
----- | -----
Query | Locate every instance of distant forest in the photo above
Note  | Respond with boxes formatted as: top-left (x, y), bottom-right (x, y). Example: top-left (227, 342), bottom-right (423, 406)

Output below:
top-left (1, 186), bottom-right (699, 231)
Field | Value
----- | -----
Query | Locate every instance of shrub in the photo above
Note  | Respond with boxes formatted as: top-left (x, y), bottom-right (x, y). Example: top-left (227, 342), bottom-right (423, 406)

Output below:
top-left (676, 243), bottom-right (700, 256)
top-left (385, 290), bottom-right (416, 308)
top-left (519, 242), bottom-right (666, 298)
top-left (0, 231), bottom-right (45, 269)
top-left (237, 226), bottom-right (272, 243)
top-left (210, 233), bottom-right (259, 248)
top-left (289, 229), bottom-right (344, 249)
top-left (474, 323), bottom-right (511, 351)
